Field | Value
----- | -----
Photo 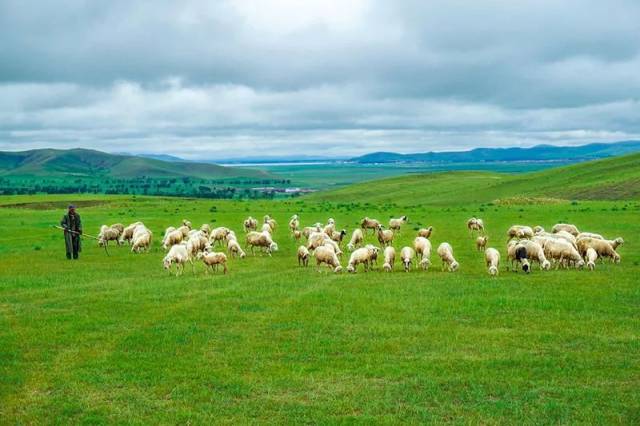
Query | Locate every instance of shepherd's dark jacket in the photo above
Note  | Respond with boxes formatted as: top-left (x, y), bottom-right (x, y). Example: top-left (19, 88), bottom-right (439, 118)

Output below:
top-left (61, 212), bottom-right (82, 253)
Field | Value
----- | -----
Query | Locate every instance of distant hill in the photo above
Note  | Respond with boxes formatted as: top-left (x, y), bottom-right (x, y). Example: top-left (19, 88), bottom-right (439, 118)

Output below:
top-left (0, 148), bottom-right (273, 180)
top-left (309, 152), bottom-right (640, 204)
top-left (351, 141), bottom-right (640, 164)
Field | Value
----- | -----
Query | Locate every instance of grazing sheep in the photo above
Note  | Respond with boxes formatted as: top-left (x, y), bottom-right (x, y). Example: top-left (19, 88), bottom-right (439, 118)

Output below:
top-left (98, 225), bottom-right (121, 247)
top-left (506, 240), bottom-right (530, 273)
top-left (576, 237), bottom-right (620, 264)
top-left (244, 216), bottom-right (258, 232)
top-left (321, 239), bottom-right (343, 257)
top-left (576, 231), bottom-right (604, 240)
top-left (544, 239), bottom-right (585, 269)
top-left (347, 247), bottom-right (373, 273)
top-left (314, 245), bottom-right (342, 273)
top-left (507, 225), bottom-right (533, 241)
top-left (519, 240), bottom-right (551, 270)
top-left (437, 242), bottom-right (459, 272)
top-left (163, 243), bottom-right (190, 276)
top-left (289, 215), bottom-right (300, 232)
top-left (162, 229), bottom-right (184, 250)
top-left (200, 223), bottom-right (211, 236)
top-left (417, 226), bottom-right (433, 239)
top-left (330, 229), bottom-right (347, 245)
top-left (263, 215), bottom-right (277, 231)
top-left (227, 239), bottom-right (246, 259)
top-left (120, 221), bottom-right (143, 245)
top-left (389, 216), bottom-right (408, 233)
top-left (186, 231), bottom-right (211, 261)
top-left (302, 224), bottom-right (323, 239)
top-left (400, 247), bottom-right (415, 272)
top-left (210, 227), bottom-right (231, 245)
top-left (201, 251), bottom-right (228, 274)
top-left (347, 228), bottom-right (364, 251)
top-left (182, 219), bottom-right (192, 229)
top-left (533, 225), bottom-right (545, 234)
top-left (365, 244), bottom-right (380, 267)
top-left (293, 230), bottom-right (302, 241)
top-left (537, 231), bottom-right (577, 248)
top-left (485, 247), bottom-right (500, 276)
top-left (467, 217), bottom-right (485, 235)
top-left (162, 226), bottom-right (176, 245)
top-left (476, 236), bottom-right (488, 251)
top-left (376, 224), bottom-right (394, 247)
top-left (608, 237), bottom-right (625, 251)
top-left (297, 245), bottom-right (310, 267)
top-left (383, 246), bottom-right (396, 272)
top-left (323, 219), bottom-right (336, 235)
top-left (552, 223), bottom-right (580, 236)
top-left (177, 225), bottom-right (191, 239)
top-left (586, 247), bottom-right (598, 271)
top-left (226, 230), bottom-right (237, 242)
top-left (307, 231), bottom-right (330, 250)
top-left (413, 237), bottom-right (431, 270)
top-left (360, 217), bottom-right (381, 235)
top-left (131, 225), bottom-right (152, 253)
top-left (245, 231), bottom-right (278, 256)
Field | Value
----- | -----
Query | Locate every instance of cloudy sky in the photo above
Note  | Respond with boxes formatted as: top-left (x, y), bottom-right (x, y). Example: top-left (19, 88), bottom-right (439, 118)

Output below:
top-left (1, 0), bottom-right (639, 159)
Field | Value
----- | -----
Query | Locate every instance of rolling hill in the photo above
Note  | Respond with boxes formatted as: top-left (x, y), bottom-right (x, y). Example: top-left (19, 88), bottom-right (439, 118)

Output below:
top-left (308, 152), bottom-right (640, 204)
top-left (352, 140), bottom-right (640, 164)
top-left (0, 148), bottom-right (274, 180)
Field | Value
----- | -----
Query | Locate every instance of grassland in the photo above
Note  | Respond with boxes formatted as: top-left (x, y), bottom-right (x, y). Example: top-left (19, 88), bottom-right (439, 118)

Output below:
top-left (1, 156), bottom-right (639, 423)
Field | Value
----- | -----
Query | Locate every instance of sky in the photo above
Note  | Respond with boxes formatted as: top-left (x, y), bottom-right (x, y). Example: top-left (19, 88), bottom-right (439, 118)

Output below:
top-left (1, 0), bottom-right (639, 160)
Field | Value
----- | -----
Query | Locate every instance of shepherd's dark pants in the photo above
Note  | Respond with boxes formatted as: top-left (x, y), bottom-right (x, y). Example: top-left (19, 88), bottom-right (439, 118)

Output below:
top-left (66, 236), bottom-right (80, 259)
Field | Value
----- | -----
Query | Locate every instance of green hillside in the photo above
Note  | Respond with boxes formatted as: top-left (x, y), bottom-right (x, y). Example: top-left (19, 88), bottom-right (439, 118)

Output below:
top-left (308, 152), bottom-right (640, 204)
top-left (0, 148), bottom-right (273, 179)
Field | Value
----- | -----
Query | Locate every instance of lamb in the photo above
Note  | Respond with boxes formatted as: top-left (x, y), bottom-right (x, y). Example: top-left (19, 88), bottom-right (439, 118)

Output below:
top-left (210, 227), bottom-right (231, 245)
top-left (163, 243), bottom-right (190, 276)
top-left (162, 229), bottom-right (184, 250)
top-left (297, 245), bottom-right (310, 267)
top-left (347, 228), bottom-right (364, 251)
top-left (293, 230), bottom-right (302, 241)
top-left (227, 239), bottom-right (246, 259)
top-left (289, 214), bottom-right (300, 231)
top-left (131, 225), bottom-right (152, 253)
top-left (360, 217), bottom-right (381, 235)
top-left (201, 251), bottom-right (228, 274)
top-left (400, 247), bottom-right (415, 272)
top-left (544, 239), bottom-right (585, 269)
top-left (347, 247), bottom-right (373, 273)
top-left (243, 216), bottom-right (258, 232)
top-left (506, 240), bottom-right (530, 273)
top-left (417, 226), bottom-right (433, 239)
top-left (389, 216), bottom-right (408, 233)
top-left (576, 237), bottom-right (620, 264)
top-left (245, 231), bottom-right (278, 256)
top-left (586, 247), bottom-right (598, 271)
top-left (120, 221), bottom-right (143, 245)
top-left (330, 229), bottom-right (347, 245)
top-left (314, 245), bottom-right (342, 273)
top-left (413, 237), bottom-right (431, 270)
top-left (552, 223), bottom-right (580, 236)
top-left (507, 225), bottom-right (533, 241)
top-left (476, 236), bottom-right (488, 251)
top-left (382, 246), bottom-right (396, 272)
top-left (485, 247), bottom-right (500, 276)
top-left (98, 225), bottom-right (121, 247)
top-left (376, 224), bottom-right (394, 247)
top-left (467, 217), bottom-right (485, 235)
top-left (437, 242), bottom-right (459, 272)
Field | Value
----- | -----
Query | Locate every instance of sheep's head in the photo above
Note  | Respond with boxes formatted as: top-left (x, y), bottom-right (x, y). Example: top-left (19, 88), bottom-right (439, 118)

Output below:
top-left (488, 265), bottom-right (498, 276)
top-left (450, 261), bottom-right (460, 272)
top-left (333, 265), bottom-right (343, 273)
top-left (541, 260), bottom-right (551, 270)
top-left (347, 243), bottom-right (354, 251)
top-left (419, 258), bottom-right (430, 270)
top-left (383, 263), bottom-right (392, 272)
top-left (347, 265), bottom-right (355, 273)
top-left (162, 257), bottom-right (171, 269)
top-left (270, 242), bottom-right (279, 252)
top-left (534, 226), bottom-right (544, 234)
top-left (587, 261), bottom-right (595, 271)
top-left (575, 259), bottom-right (585, 269)
top-left (521, 260), bottom-right (530, 273)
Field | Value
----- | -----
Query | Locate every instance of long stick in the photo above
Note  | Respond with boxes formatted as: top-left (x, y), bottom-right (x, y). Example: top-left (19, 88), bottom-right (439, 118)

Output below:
top-left (53, 225), bottom-right (109, 256)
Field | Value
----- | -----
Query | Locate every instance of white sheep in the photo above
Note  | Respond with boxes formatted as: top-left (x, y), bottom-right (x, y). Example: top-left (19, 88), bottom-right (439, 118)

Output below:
top-left (437, 242), bottom-right (459, 272)
top-left (263, 215), bottom-right (277, 231)
top-left (417, 226), bottom-right (433, 239)
top-left (186, 231), bottom-right (211, 262)
top-left (227, 239), bottom-right (246, 259)
top-left (413, 237), bottom-right (431, 270)
top-left (162, 226), bottom-right (176, 246)
top-left (347, 228), bottom-right (364, 251)
top-left (467, 217), bottom-right (485, 235)
top-left (289, 214), bottom-right (300, 231)
top-left (323, 220), bottom-right (336, 235)
top-left (314, 245), bottom-right (342, 273)
top-left (552, 223), bottom-right (580, 236)
top-left (586, 247), bottom-right (598, 271)
top-left (297, 245), bottom-right (310, 267)
top-left (244, 216), bottom-right (257, 232)
top-left (347, 246), bottom-right (377, 273)
top-left (544, 239), bottom-right (585, 269)
top-left (485, 247), bottom-right (500, 276)
top-left (576, 237), bottom-right (620, 264)
top-left (330, 229), bottom-right (347, 245)
top-left (400, 246), bottom-right (415, 272)
top-left (307, 231), bottom-right (330, 250)
top-left (293, 230), bottom-right (302, 241)
top-left (360, 217), bottom-right (381, 235)
top-left (476, 236), bottom-right (488, 251)
top-left (98, 225), bottom-right (121, 247)
top-left (177, 224), bottom-right (191, 239)
top-left (261, 223), bottom-right (273, 234)
top-left (389, 216), bottom-right (408, 233)
top-left (519, 239), bottom-right (551, 270)
top-left (162, 229), bottom-right (184, 250)
top-left (245, 231), bottom-right (278, 256)
top-left (131, 225), bottom-right (152, 253)
top-left (120, 221), bottom-right (143, 245)
top-left (210, 227), bottom-right (231, 245)
top-left (201, 251), bottom-right (228, 274)
top-left (507, 225), bottom-right (533, 241)
top-left (376, 224), bottom-right (394, 247)
top-left (383, 246), bottom-right (396, 272)
top-left (302, 224), bottom-right (322, 239)
top-left (365, 244), bottom-right (380, 267)
top-left (506, 240), bottom-right (531, 273)
top-left (163, 243), bottom-right (190, 276)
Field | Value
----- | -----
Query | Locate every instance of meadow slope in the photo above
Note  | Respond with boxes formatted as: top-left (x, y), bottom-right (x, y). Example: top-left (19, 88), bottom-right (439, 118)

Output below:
top-left (0, 161), bottom-right (639, 423)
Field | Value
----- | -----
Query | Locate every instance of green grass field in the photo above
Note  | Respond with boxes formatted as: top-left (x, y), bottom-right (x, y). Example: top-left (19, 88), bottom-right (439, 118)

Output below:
top-left (1, 156), bottom-right (639, 423)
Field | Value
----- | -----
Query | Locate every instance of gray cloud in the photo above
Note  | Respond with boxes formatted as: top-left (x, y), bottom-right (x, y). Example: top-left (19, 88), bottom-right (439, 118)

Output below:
top-left (0, 0), bottom-right (639, 157)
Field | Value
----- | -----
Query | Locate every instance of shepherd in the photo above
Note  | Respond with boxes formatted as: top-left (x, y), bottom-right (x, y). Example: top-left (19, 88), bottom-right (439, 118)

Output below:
top-left (60, 204), bottom-right (83, 259)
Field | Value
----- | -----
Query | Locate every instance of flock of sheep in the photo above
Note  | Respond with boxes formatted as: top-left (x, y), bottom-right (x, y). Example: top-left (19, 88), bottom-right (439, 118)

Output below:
top-left (95, 213), bottom-right (624, 276)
